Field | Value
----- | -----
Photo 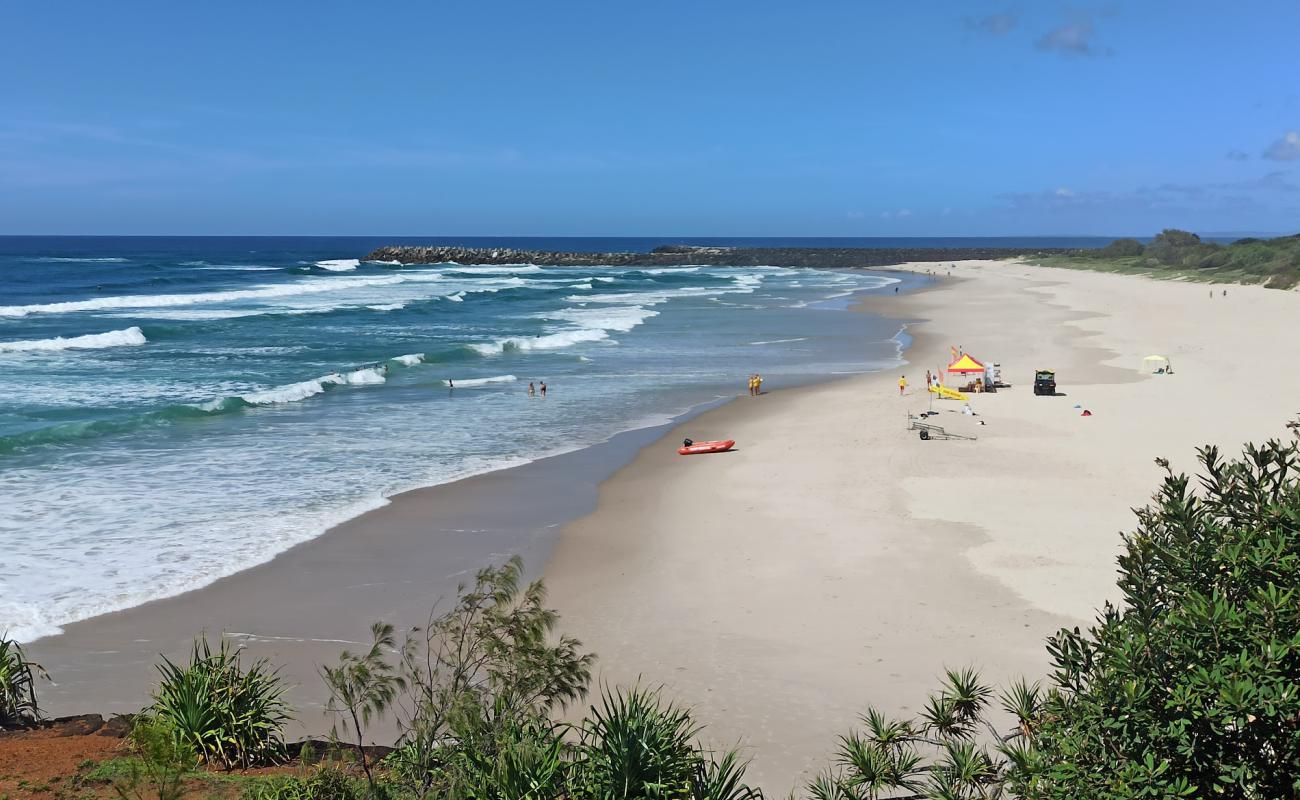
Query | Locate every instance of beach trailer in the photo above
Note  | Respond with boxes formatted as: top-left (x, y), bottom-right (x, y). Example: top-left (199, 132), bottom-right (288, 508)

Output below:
top-left (1033, 369), bottom-right (1057, 396)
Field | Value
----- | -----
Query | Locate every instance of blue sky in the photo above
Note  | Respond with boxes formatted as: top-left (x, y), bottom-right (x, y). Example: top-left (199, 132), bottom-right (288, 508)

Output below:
top-left (2, 1), bottom-right (1297, 236)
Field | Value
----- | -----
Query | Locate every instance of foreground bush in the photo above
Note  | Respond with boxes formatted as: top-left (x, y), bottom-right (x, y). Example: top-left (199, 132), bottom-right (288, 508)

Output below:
top-left (575, 684), bottom-right (763, 800)
top-left (325, 558), bottom-right (763, 799)
top-left (1018, 438), bottom-right (1300, 798)
top-left (808, 426), bottom-right (1300, 799)
top-left (807, 669), bottom-right (1041, 799)
top-left (0, 634), bottom-right (46, 726)
top-left (151, 635), bottom-right (291, 769)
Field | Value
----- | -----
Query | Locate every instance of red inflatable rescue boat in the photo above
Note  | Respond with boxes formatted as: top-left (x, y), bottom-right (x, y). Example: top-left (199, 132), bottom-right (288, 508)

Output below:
top-left (678, 439), bottom-right (735, 455)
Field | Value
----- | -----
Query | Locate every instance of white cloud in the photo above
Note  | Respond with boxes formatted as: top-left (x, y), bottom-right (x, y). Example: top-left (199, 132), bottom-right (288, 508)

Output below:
top-left (1036, 14), bottom-right (1112, 57)
top-left (1263, 131), bottom-right (1300, 161)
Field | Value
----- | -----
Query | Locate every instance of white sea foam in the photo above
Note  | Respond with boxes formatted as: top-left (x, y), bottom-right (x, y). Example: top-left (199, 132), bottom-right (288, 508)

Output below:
top-left (447, 264), bottom-right (545, 274)
top-left (124, 309), bottom-right (273, 321)
top-left (227, 367), bottom-right (386, 407)
top-left (315, 259), bottom-right (361, 271)
top-left (568, 282), bottom-right (593, 289)
top-left (470, 328), bottom-right (610, 355)
top-left (0, 275), bottom-right (408, 317)
top-left (445, 374), bottom-right (517, 387)
top-left (366, 259), bottom-right (402, 265)
top-left (750, 337), bottom-right (810, 345)
top-left (446, 292), bottom-right (465, 302)
top-left (393, 353), bottom-right (424, 366)
top-left (594, 276), bottom-right (615, 282)
top-left (194, 265), bottom-right (282, 272)
top-left (367, 303), bottom-right (406, 311)
top-left (643, 267), bottom-right (701, 274)
top-left (543, 305), bottom-right (659, 332)
top-left (340, 367), bottom-right (387, 385)
top-left (30, 256), bottom-right (129, 263)
top-left (0, 326), bottom-right (147, 353)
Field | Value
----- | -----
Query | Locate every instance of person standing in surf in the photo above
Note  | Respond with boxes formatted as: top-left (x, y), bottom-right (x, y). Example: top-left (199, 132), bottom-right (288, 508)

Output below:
top-left (540, 381), bottom-right (547, 397)
top-left (528, 382), bottom-right (535, 396)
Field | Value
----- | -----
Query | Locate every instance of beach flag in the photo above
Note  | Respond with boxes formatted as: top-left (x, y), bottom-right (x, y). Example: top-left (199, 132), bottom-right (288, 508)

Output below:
top-left (951, 345), bottom-right (959, 362)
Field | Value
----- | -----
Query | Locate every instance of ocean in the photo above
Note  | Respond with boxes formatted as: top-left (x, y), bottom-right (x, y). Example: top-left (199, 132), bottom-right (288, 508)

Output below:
top-left (0, 235), bottom-right (1090, 642)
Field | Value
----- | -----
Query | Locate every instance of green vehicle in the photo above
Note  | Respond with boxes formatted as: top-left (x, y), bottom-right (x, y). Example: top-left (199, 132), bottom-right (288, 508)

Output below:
top-left (1034, 369), bottom-right (1057, 396)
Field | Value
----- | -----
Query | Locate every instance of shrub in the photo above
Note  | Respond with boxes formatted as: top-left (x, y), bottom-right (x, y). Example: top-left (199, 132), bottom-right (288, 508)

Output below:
top-left (1096, 238), bottom-right (1145, 258)
top-left (112, 716), bottom-right (194, 800)
top-left (241, 766), bottom-right (362, 800)
top-left (1145, 228), bottom-right (1203, 265)
top-left (382, 556), bottom-right (594, 797)
top-left (575, 684), bottom-right (762, 800)
top-left (807, 669), bottom-right (1040, 799)
top-left (150, 636), bottom-right (291, 770)
top-left (1019, 434), bottom-right (1300, 798)
top-left (320, 622), bottom-right (405, 793)
top-left (0, 635), bottom-right (47, 727)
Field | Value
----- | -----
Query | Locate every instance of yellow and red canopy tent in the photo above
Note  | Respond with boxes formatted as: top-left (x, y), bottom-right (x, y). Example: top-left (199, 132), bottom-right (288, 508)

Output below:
top-left (947, 353), bottom-right (986, 374)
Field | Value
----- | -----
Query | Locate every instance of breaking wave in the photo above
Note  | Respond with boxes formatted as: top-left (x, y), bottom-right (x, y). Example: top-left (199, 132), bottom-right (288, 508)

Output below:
top-left (445, 375), bottom-right (517, 387)
top-left (315, 259), bottom-right (361, 271)
top-left (0, 326), bottom-right (148, 353)
top-left (470, 328), bottom-right (610, 356)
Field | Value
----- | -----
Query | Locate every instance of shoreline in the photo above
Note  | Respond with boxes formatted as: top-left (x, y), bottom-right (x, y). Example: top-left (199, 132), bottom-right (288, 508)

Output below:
top-left (23, 275), bottom-right (918, 733)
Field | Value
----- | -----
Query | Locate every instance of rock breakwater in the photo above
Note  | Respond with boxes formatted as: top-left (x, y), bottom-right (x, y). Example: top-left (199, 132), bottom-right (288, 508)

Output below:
top-left (364, 244), bottom-right (1071, 269)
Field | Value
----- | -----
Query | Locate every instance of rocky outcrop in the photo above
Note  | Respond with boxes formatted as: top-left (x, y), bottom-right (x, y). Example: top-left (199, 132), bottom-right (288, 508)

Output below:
top-left (0, 713), bottom-right (134, 738)
top-left (363, 244), bottom-right (1071, 269)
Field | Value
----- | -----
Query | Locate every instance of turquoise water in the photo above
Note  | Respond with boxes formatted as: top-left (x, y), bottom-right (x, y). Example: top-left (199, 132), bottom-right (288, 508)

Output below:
top-left (0, 237), bottom-right (910, 641)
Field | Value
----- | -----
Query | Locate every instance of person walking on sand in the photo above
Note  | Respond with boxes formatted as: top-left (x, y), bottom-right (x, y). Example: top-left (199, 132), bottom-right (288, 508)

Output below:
top-left (747, 374), bottom-right (755, 396)
top-left (925, 369), bottom-right (932, 389)
top-left (899, 375), bottom-right (907, 395)
top-left (755, 374), bottom-right (763, 395)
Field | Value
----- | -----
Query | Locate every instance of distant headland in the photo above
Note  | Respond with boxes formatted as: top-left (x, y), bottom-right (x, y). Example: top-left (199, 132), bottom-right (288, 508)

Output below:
top-left (363, 243), bottom-right (1074, 269)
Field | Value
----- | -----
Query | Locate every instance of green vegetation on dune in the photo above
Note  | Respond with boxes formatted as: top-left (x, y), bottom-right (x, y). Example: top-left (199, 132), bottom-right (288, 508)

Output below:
top-left (1026, 230), bottom-right (1300, 289)
top-left (0, 637), bottom-right (45, 727)
top-left (5, 422), bottom-right (1299, 798)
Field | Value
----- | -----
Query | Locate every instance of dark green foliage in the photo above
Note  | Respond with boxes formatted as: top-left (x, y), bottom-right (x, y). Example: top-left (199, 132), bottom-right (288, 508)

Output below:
top-left (0, 634), bottom-right (46, 726)
top-left (1096, 238), bottom-right (1144, 258)
top-left (436, 714), bottom-right (569, 800)
top-left (150, 636), bottom-right (290, 770)
top-left (1019, 434), bottom-right (1300, 799)
top-left (1051, 230), bottom-right (1300, 287)
top-left (576, 685), bottom-right (700, 799)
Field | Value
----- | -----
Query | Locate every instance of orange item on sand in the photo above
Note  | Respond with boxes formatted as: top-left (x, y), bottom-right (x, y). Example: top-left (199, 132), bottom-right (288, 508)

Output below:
top-left (678, 439), bottom-right (736, 455)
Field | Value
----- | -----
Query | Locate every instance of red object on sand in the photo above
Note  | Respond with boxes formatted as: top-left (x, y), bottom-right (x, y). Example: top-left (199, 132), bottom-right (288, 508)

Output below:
top-left (1081, 409), bottom-right (1093, 417)
top-left (678, 439), bottom-right (736, 455)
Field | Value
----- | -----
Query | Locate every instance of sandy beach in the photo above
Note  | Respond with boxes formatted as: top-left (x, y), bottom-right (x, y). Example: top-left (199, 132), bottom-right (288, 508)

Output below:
top-left (544, 261), bottom-right (1300, 792)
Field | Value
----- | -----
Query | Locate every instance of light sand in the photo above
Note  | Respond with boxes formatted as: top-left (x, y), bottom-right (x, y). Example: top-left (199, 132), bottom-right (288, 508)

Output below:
top-left (544, 262), bottom-right (1300, 793)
